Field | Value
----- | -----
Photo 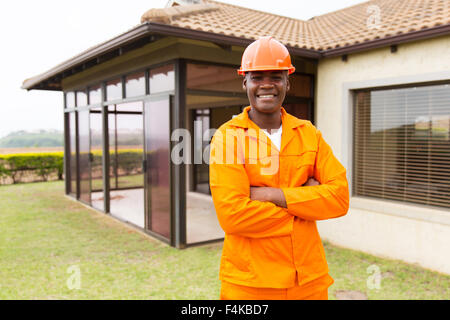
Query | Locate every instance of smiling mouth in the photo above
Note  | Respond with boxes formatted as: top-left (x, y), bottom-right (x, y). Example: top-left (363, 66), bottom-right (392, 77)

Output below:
top-left (257, 94), bottom-right (277, 98)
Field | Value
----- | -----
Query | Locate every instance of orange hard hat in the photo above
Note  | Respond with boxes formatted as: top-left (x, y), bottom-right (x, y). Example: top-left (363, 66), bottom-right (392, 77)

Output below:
top-left (237, 36), bottom-right (295, 75)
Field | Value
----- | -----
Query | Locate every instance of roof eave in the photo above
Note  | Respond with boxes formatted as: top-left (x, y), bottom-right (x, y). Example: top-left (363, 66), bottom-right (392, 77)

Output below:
top-left (145, 22), bottom-right (321, 59)
top-left (22, 22), bottom-right (321, 91)
top-left (22, 21), bottom-right (450, 91)
top-left (22, 24), bottom-right (152, 91)
top-left (322, 23), bottom-right (450, 58)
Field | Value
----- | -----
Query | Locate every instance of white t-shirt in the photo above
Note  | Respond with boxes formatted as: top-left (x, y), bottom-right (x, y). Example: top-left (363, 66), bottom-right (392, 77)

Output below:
top-left (262, 125), bottom-right (282, 151)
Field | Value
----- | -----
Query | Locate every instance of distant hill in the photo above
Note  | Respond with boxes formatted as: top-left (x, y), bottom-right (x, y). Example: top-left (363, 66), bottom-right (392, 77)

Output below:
top-left (0, 130), bottom-right (63, 148)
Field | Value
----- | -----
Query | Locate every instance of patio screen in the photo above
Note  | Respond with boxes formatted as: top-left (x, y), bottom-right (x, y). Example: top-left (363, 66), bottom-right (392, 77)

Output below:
top-left (353, 83), bottom-right (450, 209)
top-left (78, 110), bottom-right (91, 204)
top-left (69, 112), bottom-right (77, 196)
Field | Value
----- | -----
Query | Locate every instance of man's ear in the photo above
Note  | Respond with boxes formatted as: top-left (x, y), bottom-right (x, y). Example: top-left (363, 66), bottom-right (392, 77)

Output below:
top-left (285, 72), bottom-right (290, 92)
top-left (242, 75), bottom-right (247, 91)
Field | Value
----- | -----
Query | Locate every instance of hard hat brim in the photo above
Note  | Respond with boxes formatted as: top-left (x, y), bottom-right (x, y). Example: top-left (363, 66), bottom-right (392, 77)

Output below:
top-left (237, 66), bottom-right (295, 76)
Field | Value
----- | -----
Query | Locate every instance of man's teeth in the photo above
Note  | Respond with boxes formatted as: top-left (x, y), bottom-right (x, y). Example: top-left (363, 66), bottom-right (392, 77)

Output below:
top-left (258, 95), bottom-right (274, 98)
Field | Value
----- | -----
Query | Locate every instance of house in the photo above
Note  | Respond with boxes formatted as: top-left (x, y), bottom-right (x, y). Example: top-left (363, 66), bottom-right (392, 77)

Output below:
top-left (22, 0), bottom-right (450, 274)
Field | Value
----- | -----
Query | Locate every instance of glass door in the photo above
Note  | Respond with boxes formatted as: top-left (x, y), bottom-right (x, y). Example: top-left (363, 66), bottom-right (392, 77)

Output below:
top-left (108, 102), bottom-right (145, 228)
top-left (144, 96), bottom-right (172, 241)
top-left (90, 108), bottom-right (104, 211)
top-left (78, 109), bottom-right (91, 205)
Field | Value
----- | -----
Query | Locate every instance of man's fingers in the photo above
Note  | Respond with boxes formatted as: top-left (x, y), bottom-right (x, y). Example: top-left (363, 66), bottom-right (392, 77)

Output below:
top-left (303, 178), bottom-right (320, 186)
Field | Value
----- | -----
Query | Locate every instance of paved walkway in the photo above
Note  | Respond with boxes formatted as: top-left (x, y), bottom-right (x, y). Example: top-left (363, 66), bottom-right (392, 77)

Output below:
top-left (92, 189), bottom-right (224, 243)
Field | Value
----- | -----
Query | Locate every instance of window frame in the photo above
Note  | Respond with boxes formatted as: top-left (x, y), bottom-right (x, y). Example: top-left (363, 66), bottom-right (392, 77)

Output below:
top-left (352, 83), bottom-right (450, 210)
top-left (343, 73), bottom-right (450, 222)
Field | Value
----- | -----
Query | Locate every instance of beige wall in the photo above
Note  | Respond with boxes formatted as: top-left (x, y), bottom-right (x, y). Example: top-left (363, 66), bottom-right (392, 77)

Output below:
top-left (316, 35), bottom-right (450, 157)
top-left (315, 35), bottom-right (450, 275)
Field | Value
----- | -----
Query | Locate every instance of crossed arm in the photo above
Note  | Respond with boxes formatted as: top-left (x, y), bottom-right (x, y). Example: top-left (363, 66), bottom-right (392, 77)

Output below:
top-left (210, 128), bottom-right (349, 238)
top-left (250, 178), bottom-right (320, 208)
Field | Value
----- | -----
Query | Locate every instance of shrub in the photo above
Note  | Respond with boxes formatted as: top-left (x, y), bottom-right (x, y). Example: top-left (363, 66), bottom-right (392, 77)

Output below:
top-left (0, 152), bottom-right (63, 184)
top-left (116, 151), bottom-right (143, 175)
top-left (0, 149), bottom-right (145, 185)
top-left (0, 160), bottom-right (9, 180)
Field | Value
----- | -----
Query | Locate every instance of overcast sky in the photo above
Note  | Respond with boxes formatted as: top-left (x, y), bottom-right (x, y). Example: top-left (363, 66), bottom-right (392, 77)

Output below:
top-left (0, 0), bottom-right (368, 138)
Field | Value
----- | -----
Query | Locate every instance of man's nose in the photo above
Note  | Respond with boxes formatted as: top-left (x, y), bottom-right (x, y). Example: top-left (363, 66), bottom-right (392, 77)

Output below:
top-left (260, 78), bottom-right (275, 87)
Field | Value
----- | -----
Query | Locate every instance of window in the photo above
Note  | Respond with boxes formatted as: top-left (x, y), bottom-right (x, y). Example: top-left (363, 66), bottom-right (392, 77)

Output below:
top-left (89, 84), bottom-right (102, 105)
top-left (150, 64), bottom-right (174, 93)
top-left (66, 91), bottom-right (75, 109)
top-left (76, 90), bottom-right (87, 107)
top-left (187, 63), bottom-right (241, 93)
top-left (353, 83), bottom-right (450, 209)
top-left (289, 74), bottom-right (312, 98)
top-left (106, 78), bottom-right (123, 101)
top-left (69, 112), bottom-right (77, 196)
top-left (125, 71), bottom-right (146, 98)
top-left (78, 110), bottom-right (90, 204)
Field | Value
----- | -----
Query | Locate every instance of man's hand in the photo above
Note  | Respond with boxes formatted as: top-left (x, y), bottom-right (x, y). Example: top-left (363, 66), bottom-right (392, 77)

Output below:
top-left (250, 178), bottom-right (320, 208)
top-left (303, 177), bottom-right (320, 186)
top-left (250, 187), bottom-right (287, 208)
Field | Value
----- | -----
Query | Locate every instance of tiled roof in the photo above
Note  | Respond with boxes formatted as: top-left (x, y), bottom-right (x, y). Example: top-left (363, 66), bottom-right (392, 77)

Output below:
top-left (308, 0), bottom-right (450, 50)
top-left (142, 0), bottom-right (315, 49)
top-left (141, 0), bottom-right (450, 51)
top-left (22, 0), bottom-right (450, 90)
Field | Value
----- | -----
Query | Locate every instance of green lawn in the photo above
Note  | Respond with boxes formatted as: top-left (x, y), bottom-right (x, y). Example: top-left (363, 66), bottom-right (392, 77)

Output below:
top-left (0, 181), bottom-right (449, 300)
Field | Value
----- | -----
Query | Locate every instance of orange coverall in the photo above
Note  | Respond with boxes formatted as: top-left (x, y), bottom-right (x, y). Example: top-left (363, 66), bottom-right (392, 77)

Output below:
top-left (209, 106), bottom-right (350, 299)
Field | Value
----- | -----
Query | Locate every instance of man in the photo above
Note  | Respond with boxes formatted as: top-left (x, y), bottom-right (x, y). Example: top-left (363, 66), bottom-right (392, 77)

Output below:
top-left (209, 36), bottom-right (349, 300)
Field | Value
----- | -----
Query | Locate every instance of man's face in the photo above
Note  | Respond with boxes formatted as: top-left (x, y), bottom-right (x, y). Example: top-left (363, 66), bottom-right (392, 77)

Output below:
top-left (243, 70), bottom-right (290, 114)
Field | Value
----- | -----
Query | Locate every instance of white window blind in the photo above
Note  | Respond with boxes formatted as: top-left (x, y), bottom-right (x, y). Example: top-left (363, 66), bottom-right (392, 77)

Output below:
top-left (354, 83), bottom-right (450, 209)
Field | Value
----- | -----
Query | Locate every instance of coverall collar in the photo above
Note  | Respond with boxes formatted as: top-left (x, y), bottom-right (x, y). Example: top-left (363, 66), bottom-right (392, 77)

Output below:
top-left (229, 106), bottom-right (308, 153)
top-left (230, 106), bottom-right (307, 130)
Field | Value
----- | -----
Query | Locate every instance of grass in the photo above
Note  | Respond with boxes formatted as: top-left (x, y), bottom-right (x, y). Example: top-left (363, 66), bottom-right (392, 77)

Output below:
top-left (0, 181), bottom-right (449, 300)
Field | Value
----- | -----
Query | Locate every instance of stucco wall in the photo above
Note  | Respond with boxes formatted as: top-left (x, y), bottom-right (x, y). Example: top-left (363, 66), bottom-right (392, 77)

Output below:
top-left (315, 35), bottom-right (450, 275)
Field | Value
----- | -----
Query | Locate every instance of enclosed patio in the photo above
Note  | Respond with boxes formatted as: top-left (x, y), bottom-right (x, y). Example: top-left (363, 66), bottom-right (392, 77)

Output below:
top-left (21, 1), bottom-right (318, 248)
